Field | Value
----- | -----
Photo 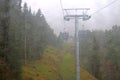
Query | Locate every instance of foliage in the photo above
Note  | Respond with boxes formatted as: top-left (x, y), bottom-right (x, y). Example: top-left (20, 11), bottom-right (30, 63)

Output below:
top-left (79, 26), bottom-right (120, 80)
top-left (0, 0), bottom-right (62, 80)
top-left (22, 45), bottom-right (97, 80)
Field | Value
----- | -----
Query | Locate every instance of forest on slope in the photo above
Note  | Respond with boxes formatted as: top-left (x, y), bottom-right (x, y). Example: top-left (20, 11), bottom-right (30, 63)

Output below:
top-left (23, 26), bottom-right (120, 80)
top-left (0, 0), bottom-right (62, 80)
top-left (79, 26), bottom-right (120, 80)
top-left (1, 0), bottom-right (120, 80)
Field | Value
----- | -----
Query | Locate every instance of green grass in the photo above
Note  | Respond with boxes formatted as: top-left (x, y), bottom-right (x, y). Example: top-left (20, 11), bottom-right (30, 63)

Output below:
top-left (58, 53), bottom-right (75, 80)
top-left (22, 45), bottom-right (97, 80)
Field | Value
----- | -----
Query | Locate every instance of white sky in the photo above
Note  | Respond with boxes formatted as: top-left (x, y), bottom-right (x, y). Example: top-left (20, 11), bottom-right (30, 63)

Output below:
top-left (22, 0), bottom-right (120, 35)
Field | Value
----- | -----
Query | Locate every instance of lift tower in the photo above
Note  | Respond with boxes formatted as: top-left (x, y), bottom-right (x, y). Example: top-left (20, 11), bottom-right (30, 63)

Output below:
top-left (63, 8), bottom-right (91, 80)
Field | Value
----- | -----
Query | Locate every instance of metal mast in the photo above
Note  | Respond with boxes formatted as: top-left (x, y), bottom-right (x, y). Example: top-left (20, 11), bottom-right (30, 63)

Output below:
top-left (63, 8), bottom-right (91, 80)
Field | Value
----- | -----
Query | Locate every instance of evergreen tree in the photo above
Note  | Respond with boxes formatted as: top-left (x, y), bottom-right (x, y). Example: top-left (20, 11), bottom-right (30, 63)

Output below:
top-left (88, 36), bottom-right (101, 79)
top-left (0, 0), bottom-right (63, 80)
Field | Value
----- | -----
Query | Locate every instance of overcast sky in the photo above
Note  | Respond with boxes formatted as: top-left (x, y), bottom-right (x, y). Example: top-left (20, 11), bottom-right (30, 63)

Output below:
top-left (22, 0), bottom-right (120, 35)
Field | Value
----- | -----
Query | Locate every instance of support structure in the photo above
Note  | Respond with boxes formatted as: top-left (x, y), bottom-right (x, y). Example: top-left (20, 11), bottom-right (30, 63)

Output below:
top-left (63, 8), bottom-right (91, 80)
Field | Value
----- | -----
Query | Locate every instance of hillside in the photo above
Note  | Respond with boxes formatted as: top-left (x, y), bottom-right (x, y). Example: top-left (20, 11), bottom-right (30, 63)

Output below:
top-left (22, 45), bottom-right (97, 80)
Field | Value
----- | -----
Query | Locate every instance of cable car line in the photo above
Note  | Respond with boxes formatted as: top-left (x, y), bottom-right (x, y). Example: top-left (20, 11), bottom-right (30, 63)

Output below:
top-left (91, 0), bottom-right (119, 15)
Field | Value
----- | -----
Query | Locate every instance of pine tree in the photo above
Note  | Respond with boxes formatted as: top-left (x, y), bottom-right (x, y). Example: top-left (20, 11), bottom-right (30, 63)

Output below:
top-left (89, 37), bottom-right (101, 79)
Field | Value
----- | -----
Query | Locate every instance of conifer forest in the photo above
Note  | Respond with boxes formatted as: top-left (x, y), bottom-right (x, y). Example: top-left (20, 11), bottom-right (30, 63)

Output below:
top-left (0, 0), bottom-right (120, 80)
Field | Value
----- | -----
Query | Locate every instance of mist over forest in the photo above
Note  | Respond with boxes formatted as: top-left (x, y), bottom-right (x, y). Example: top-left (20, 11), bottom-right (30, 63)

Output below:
top-left (0, 0), bottom-right (120, 80)
top-left (23, 0), bottom-right (120, 35)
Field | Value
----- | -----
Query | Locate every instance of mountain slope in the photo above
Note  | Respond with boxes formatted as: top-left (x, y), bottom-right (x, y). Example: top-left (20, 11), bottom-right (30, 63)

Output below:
top-left (22, 45), bottom-right (97, 80)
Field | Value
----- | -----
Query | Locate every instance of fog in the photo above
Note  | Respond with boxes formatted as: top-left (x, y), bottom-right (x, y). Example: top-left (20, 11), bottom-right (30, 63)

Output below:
top-left (22, 0), bottom-right (120, 35)
top-left (1, 0), bottom-right (120, 80)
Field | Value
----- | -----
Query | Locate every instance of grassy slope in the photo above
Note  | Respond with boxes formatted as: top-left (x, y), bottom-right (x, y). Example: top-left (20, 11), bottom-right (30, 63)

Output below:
top-left (22, 44), bottom-right (97, 80)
